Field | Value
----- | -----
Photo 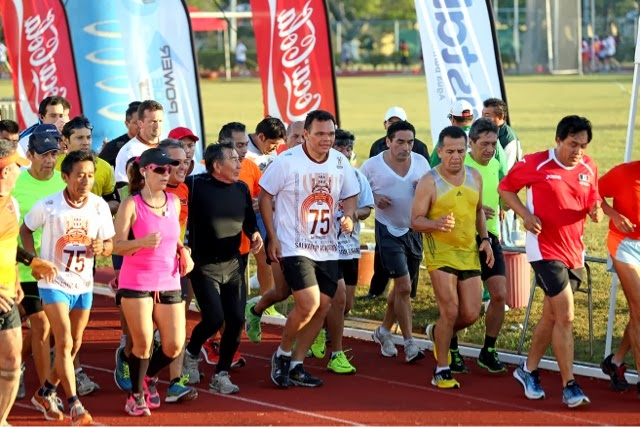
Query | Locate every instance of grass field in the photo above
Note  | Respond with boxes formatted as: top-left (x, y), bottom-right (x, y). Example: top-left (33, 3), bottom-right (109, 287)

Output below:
top-left (2, 73), bottom-right (639, 366)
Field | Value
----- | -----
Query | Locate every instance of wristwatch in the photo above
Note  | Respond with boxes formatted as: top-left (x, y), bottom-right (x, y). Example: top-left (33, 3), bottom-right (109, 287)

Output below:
top-left (480, 237), bottom-right (492, 244)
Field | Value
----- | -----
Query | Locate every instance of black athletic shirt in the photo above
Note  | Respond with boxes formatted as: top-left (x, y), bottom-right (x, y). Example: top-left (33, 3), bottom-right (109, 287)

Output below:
top-left (186, 174), bottom-right (258, 264)
top-left (99, 133), bottom-right (131, 168)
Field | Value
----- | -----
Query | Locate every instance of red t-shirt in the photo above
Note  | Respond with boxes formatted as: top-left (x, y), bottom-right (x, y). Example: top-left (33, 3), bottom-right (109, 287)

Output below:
top-left (498, 149), bottom-right (600, 268)
top-left (599, 161), bottom-right (640, 244)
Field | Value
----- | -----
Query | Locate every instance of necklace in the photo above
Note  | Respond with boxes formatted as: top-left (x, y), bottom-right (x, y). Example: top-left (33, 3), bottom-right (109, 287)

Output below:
top-left (63, 189), bottom-right (87, 209)
top-left (142, 190), bottom-right (168, 216)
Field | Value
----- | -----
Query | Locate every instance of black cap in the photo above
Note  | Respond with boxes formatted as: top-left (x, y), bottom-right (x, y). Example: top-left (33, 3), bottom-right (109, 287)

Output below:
top-left (28, 124), bottom-right (61, 154)
top-left (138, 148), bottom-right (180, 168)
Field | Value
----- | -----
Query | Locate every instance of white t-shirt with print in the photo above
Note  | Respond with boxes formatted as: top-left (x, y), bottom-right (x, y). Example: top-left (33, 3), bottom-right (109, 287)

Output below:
top-left (24, 191), bottom-right (115, 294)
top-left (335, 168), bottom-right (374, 260)
top-left (360, 152), bottom-right (430, 237)
top-left (260, 144), bottom-right (360, 261)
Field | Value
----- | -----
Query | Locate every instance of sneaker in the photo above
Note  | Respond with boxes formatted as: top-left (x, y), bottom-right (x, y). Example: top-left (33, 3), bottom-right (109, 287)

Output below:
top-left (200, 340), bottom-right (246, 368)
top-left (309, 329), bottom-right (327, 359)
top-left (165, 375), bottom-right (198, 403)
top-left (404, 341), bottom-right (425, 364)
top-left (144, 376), bottom-right (161, 409)
top-left (477, 347), bottom-right (507, 373)
top-left (600, 354), bottom-right (630, 392)
top-left (425, 323), bottom-right (451, 365)
top-left (209, 372), bottom-right (240, 394)
top-left (513, 362), bottom-right (546, 400)
top-left (562, 380), bottom-right (591, 408)
top-left (327, 351), bottom-right (356, 374)
top-left (76, 370), bottom-right (100, 396)
top-left (245, 301), bottom-right (262, 343)
top-left (183, 351), bottom-right (201, 384)
top-left (17, 364), bottom-right (25, 400)
top-left (31, 391), bottom-right (64, 421)
top-left (431, 368), bottom-right (460, 389)
top-left (270, 352), bottom-right (292, 388)
top-left (450, 349), bottom-right (469, 374)
top-left (125, 393), bottom-right (150, 417)
top-left (69, 401), bottom-right (93, 426)
top-left (289, 364), bottom-right (323, 387)
top-left (114, 348), bottom-right (132, 391)
top-left (263, 305), bottom-right (286, 319)
top-left (372, 327), bottom-right (397, 357)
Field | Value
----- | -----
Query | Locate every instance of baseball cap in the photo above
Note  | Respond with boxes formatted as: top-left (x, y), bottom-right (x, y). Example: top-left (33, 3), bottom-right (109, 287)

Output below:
top-left (28, 124), bottom-right (61, 154)
top-left (0, 150), bottom-right (30, 168)
top-left (168, 127), bottom-right (200, 142)
top-left (384, 106), bottom-right (407, 122)
top-left (450, 100), bottom-right (474, 118)
top-left (138, 148), bottom-right (180, 168)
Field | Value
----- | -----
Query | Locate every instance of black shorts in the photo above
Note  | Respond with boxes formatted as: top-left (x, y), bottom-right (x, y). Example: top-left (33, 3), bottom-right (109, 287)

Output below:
top-left (338, 259), bottom-right (359, 286)
top-left (375, 220), bottom-right (423, 279)
top-left (0, 303), bottom-right (21, 331)
top-left (437, 266), bottom-right (482, 281)
top-left (19, 281), bottom-right (43, 316)
top-left (281, 256), bottom-right (339, 298)
top-left (530, 260), bottom-right (584, 297)
top-left (477, 233), bottom-right (507, 281)
top-left (116, 289), bottom-right (183, 305)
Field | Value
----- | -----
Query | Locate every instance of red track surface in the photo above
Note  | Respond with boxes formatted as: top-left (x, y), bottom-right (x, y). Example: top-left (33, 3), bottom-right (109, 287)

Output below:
top-left (9, 294), bottom-right (640, 426)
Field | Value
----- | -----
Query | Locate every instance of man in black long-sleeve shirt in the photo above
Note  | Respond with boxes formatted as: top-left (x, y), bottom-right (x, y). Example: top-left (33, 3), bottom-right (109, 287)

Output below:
top-left (182, 142), bottom-right (262, 395)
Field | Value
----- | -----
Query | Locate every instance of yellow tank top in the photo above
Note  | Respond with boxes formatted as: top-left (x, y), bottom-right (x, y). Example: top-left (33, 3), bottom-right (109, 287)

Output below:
top-left (0, 197), bottom-right (18, 299)
top-left (424, 166), bottom-right (481, 272)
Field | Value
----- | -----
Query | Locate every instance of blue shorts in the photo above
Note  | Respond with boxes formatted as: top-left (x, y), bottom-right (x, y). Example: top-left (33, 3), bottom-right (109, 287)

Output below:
top-left (255, 212), bottom-right (267, 240)
top-left (608, 238), bottom-right (640, 272)
top-left (39, 289), bottom-right (93, 311)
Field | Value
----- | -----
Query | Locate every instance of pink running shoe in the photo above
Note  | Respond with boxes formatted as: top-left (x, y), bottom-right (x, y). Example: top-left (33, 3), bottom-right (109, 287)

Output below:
top-left (125, 393), bottom-right (150, 417)
top-left (144, 376), bottom-right (161, 409)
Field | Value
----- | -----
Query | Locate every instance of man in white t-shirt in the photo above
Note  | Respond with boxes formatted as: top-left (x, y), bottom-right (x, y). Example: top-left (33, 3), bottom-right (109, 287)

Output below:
top-left (246, 117), bottom-right (285, 172)
top-left (360, 120), bottom-right (430, 363)
top-left (259, 110), bottom-right (359, 388)
top-left (114, 100), bottom-right (164, 184)
top-left (20, 150), bottom-right (114, 424)
top-left (167, 126), bottom-right (206, 176)
top-left (18, 96), bottom-right (71, 159)
top-left (235, 39), bottom-right (248, 76)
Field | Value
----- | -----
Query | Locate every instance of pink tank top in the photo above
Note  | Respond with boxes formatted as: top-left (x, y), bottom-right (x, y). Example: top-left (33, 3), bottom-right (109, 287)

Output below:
top-left (119, 193), bottom-right (180, 292)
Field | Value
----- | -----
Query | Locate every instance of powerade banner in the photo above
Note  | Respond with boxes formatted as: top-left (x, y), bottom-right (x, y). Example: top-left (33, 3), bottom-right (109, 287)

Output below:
top-left (63, 0), bottom-right (204, 156)
top-left (415, 0), bottom-right (507, 144)
top-left (0, 0), bottom-right (81, 128)
top-left (249, 0), bottom-right (340, 125)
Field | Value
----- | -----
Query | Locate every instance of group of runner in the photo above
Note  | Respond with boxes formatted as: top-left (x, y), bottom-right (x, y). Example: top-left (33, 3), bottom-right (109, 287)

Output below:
top-left (1, 93), bottom-right (639, 426)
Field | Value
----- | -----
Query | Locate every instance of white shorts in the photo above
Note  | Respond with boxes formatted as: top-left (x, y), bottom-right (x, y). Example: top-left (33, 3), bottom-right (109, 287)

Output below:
top-left (607, 237), bottom-right (640, 272)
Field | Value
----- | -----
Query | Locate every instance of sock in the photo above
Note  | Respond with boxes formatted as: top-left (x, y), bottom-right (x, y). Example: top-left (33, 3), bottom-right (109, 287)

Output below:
top-left (612, 356), bottom-right (622, 366)
top-left (449, 335), bottom-right (459, 351)
top-left (67, 395), bottom-right (78, 406)
top-left (289, 361), bottom-right (302, 371)
top-left (403, 338), bottom-right (414, 347)
top-left (74, 367), bottom-right (82, 375)
top-left (522, 362), bottom-right (532, 374)
top-left (170, 377), bottom-right (181, 385)
top-left (251, 306), bottom-right (262, 317)
top-left (379, 326), bottom-right (390, 335)
top-left (119, 348), bottom-right (129, 364)
top-left (565, 379), bottom-right (576, 388)
top-left (276, 346), bottom-right (292, 358)
top-left (483, 335), bottom-right (497, 350)
top-left (128, 354), bottom-right (150, 395)
top-left (146, 345), bottom-right (176, 378)
top-left (331, 351), bottom-right (341, 358)
top-left (39, 379), bottom-right (56, 397)
top-left (435, 366), bottom-right (449, 373)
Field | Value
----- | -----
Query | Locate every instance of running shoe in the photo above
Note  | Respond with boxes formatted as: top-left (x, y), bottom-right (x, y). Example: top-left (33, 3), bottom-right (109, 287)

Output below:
top-left (263, 305), bottom-right (286, 319)
top-left (513, 362), bottom-right (546, 400)
top-left (17, 364), bottom-right (25, 400)
top-left (327, 350), bottom-right (356, 374)
top-left (425, 323), bottom-right (451, 365)
top-left (431, 368), bottom-right (460, 389)
top-left (31, 391), bottom-right (64, 421)
top-left (404, 341), bottom-right (425, 364)
top-left (289, 364), bottom-right (323, 387)
top-left (245, 301), bottom-right (262, 343)
top-left (562, 380), bottom-right (591, 408)
top-left (600, 353), bottom-right (630, 391)
top-left (76, 370), bottom-right (100, 396)
top-left (209, 372), bottom-right (240, 394)
top-left (144, 376), bottom-right (161, 409)
top-left (270, 352), bottom-right (292, 388)
top-left (125, 393), bottom-right (150, 417)
top-left (69, 401), bottom-right (93, 426)
top-left (200, 340), bottom-right (246, 368)
top-left (372, 326), bottom-right (397, 357)
top-left (183, 351), bottom-right (201, 384)
top-left (166, 375), bottom-right (198, 403)
top-left (450, 349), bottom-right (469, 374)
top-left (477, 347), bottom-right (507, 373)
top-left (309, 329), bottom-right (327, 359)
top-left (114, 348), bottom-right (132, 391)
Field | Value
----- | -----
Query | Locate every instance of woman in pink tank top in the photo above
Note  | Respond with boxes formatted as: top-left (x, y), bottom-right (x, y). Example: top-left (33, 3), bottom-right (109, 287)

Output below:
top-left (113, 148), bottom-right (194, 416)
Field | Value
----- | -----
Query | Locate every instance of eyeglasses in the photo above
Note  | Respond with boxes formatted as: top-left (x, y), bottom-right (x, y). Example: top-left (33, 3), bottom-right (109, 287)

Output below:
top-left (65, 117), bottom-right (93, 132)
top-left (145, 164), bottom-right (172, 175)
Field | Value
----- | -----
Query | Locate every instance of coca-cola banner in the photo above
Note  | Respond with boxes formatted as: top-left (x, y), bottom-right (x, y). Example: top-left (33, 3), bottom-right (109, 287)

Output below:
top-left (249, 0), bottom-right (339, 125)
top-left (0, 0), bottom-right (81, 129)
top-left (414, 0), bottom-right (507, 144)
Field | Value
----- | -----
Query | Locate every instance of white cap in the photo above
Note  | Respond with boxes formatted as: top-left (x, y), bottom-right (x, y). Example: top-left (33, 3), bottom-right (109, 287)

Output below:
top-left (450, 100), bottom-right (473, 117)
top-left (384, 106), bottom-right (407, 122)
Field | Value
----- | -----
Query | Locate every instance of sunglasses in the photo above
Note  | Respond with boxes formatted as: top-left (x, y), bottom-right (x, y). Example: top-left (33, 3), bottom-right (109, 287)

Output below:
top-left (145, 164), bottom-right (172, 175)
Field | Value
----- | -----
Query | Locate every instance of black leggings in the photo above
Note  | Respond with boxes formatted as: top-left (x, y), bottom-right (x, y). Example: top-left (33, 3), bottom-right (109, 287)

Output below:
top-left (186, 257), bottom-right (246, 372)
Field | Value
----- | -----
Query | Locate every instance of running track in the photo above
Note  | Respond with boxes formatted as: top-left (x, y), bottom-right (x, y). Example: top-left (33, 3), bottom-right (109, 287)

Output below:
top-left (9, 294), bottom-right (640, 426)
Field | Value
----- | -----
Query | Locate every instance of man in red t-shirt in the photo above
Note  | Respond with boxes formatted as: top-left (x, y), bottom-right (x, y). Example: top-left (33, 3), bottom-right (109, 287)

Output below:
top-left (598, 160), bottom-right (640, 394)
top-left (499, 115), bottom-right (602, 408)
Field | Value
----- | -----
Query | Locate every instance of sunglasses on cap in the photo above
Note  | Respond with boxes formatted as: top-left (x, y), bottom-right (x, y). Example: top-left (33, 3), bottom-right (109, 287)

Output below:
top-left (144, 164), bottom-right (172, 175)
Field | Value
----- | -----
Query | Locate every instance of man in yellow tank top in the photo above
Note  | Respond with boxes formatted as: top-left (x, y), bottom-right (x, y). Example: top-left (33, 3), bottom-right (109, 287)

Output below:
top-left (411, 126), bottom-right (494, 389)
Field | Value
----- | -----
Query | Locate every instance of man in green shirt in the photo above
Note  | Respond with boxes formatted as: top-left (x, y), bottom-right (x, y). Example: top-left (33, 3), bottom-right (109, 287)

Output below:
top-left (463, 118), bottom-right (508, 373)
top-left (13, 130), bottom-right (65, 399)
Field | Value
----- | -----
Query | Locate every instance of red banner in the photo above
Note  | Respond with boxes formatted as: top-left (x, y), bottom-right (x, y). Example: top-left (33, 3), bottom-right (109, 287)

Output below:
top-left (0, 0), bottom-right (81, 128)
top-left (249, 0), bottom-right (339, 125)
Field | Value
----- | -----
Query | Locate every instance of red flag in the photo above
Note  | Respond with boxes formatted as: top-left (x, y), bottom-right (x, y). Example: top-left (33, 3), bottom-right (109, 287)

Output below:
top-left (0, 0), bottom-right (82, 128)
top-left (249, 0), bottom-right (339, 125)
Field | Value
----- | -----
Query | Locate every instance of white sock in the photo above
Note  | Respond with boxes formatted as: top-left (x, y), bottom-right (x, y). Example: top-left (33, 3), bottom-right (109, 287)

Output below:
top-left (403, 338), bottom-right (414, 347)
top-left (435, 366), bottom-right (449, 373)
top-left (289, 361), bottom-right (302, 372)
top-left (522, 362), bottom-right (532, 373)
top-left (276, 346), bottom-right (292, 358)
top-left (74, 367), bottom-right (82, 375)
top-left (379, 326), bottom-right (391, 335)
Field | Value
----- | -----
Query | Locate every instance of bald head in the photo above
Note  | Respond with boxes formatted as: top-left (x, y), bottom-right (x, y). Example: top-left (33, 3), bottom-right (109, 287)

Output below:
top-left (286, 121), bottom-right (305, 148)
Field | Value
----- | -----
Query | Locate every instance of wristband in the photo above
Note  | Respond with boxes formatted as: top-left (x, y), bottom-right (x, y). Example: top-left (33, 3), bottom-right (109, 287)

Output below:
top-left (16, 247), bottom-right (35, 266)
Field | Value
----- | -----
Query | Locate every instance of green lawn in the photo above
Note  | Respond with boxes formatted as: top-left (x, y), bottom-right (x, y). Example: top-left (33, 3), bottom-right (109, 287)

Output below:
top-left (3, 73), bottom-right (639, 366)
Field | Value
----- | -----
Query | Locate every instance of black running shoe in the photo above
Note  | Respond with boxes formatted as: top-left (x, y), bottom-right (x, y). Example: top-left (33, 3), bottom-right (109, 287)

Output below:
top-left (477, 347), bottom-right (507, 373)
top-left (289, 364), bottom-right (323, 387)
top-left (600, 354), bottom-right (630, 392)
top-left (270, 353), bottom-right (292, 388)
top-left (450, 349), bottom-right (469, 374)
